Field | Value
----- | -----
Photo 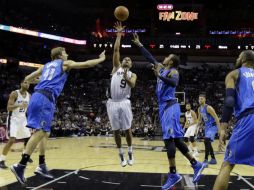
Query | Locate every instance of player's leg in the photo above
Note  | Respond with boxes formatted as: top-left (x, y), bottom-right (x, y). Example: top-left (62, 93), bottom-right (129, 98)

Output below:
top-left (11, 92), bottom-right (54, 184)
top-left (0, 137), bottom-right (15, 169)
top-left (162, 138), bottom-right (182, 190)
top-left (190, 136), bottom-right (199, 157)
top-left (34, 132), bottom-right (53, 179)
top-left (106, 100), bottom-right (126, 166)
top-left (23, 137), bottom-right (33, 163)
top-left (184, 130), bottom-right (192, 152)
top-left (122, 99), bottom-right (134, 166)
top-left (213, 162), bottom-right (234, 190)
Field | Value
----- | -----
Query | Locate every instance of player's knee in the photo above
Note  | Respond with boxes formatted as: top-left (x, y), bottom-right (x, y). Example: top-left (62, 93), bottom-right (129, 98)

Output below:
top-left (175, 138), bottom-right (189, 155)
top-left (184, 137), bottom-right (189, 142)
top-left (190, 136), bottom-right (195, 143)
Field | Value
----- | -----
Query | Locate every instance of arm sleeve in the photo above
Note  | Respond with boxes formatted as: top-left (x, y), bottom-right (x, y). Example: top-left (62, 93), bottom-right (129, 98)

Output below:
top-left (139, 46), bottom-right (159, 65)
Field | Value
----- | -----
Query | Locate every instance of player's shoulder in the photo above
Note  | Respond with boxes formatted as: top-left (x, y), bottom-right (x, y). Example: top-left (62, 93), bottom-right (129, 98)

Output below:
top-left (10, 90), bottom-right (18, 96)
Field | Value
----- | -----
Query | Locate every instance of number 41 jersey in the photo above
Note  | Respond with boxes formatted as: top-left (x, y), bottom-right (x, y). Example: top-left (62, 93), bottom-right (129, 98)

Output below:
top-left (109, 67), bottom-right (132, 101)
top-left (35, 59), bottom-right (68, 99)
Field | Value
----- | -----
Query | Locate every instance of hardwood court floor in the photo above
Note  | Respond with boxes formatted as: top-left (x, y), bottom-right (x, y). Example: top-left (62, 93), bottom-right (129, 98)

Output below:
top-left (0, 136), bottom-right (254, 188)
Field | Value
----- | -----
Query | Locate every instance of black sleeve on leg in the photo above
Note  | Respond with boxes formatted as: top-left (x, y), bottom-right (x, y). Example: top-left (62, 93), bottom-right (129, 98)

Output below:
top-left (174, 138), bottom-right (189, 155)
top-left (164, 139), bottom-right (176, 159)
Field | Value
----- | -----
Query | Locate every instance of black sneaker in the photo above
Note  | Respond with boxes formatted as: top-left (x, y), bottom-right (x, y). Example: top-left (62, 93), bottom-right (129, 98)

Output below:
top-left (34, 164), bottom-right (54, 179)
top-left (0, 160), bottom-right (8, 169)
top-left (10, 164), bottom-right (26, 185)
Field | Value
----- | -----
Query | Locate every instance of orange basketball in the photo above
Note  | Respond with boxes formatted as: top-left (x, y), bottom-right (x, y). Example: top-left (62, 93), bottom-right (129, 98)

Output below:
top-left (114, 6), bottom-right (129, 21)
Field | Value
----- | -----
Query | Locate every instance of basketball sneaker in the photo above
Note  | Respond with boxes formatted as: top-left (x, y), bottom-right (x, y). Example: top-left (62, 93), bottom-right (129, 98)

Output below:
top-left (0, 160), bottom-right (8, 169)
top-left (119, 153), bottom-right (127, 167)
top-left (192, 161), bottom-right (206, 183)
top-left (34, 164), bottom-right (54, 179)
top-left (10, 163), bottom-right (26, 185)
top-left (162, 173), bottom-right (182, 190)
top-left (209, 158), bottom-right (217, 165)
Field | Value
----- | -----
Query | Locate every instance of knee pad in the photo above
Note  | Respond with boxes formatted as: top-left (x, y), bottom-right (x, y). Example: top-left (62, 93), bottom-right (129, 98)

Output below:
top-left (184, 137), bottom-right (189, 142)
top-left (189, 136), bottom-right (195, 143)
top-left (175, 138), bottom-right (189, 155)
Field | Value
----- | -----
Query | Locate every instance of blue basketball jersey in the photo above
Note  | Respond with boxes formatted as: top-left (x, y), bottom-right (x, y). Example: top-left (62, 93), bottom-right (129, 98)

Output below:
top-left (35, 59), bottom-right (68, 98)
top-left (199, 105), bottom-right (216, 127)
top-left (234, 67), bottom-right (254, 117)
top-left (156, 68), bottom-right (178, 103)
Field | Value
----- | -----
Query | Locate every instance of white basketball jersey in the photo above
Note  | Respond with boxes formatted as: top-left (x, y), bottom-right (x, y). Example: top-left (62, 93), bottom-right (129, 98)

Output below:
top-left (185, 110), bottom-right (194, 126)
top-left (10, 90), bottom-right (30, 118)
top-left (110, 67), bottom-right (132, 100)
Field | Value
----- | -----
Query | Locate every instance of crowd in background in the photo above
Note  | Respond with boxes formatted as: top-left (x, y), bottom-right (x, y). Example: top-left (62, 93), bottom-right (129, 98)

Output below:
top-left (0, 63), bottom-right (234, 140)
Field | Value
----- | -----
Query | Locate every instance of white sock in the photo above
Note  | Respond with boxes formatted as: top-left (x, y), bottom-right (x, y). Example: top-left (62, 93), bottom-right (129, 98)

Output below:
top-left (128, 146), bottom-right (133, 153)
top-left (118, 148), bottom-right (124, 154)
top-left (188, 145), bottom-right (193, 152)
top-left (0, 155), bottom-right (6, 161)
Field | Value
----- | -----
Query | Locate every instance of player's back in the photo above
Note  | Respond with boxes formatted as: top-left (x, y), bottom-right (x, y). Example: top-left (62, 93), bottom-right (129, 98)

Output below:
top-left (35, 59), bottom-right (68, 99)
top-left (109, 67), bottom-right (132, 101)
top-left (235, 67), bottom-right (254, 118)
top-left (156, 68), bottom-right (176, 104)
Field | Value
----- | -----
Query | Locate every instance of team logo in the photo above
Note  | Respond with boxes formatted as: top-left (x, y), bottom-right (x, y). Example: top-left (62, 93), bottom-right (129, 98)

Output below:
top-left (40, 121), bottom-right (47, 127)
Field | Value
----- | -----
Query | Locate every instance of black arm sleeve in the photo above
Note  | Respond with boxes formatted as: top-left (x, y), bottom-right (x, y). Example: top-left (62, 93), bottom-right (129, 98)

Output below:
top-left (139, 46), bottom-right (159, 65)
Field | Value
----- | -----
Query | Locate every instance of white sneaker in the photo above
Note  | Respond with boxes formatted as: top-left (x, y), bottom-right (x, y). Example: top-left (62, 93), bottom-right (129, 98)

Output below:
top-left (127, 152), bottom-right (134, 166)
top-left (119, 153), bottom-right (127, 167)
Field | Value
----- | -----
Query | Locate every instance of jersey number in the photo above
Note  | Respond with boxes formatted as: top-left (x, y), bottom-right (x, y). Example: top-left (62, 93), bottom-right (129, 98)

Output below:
top-left (120, 79), bottom-right (127, 88)
top-left (19, 108), bottom-right (25, 113)
top-left (43, 67), bottom-right (56, 80)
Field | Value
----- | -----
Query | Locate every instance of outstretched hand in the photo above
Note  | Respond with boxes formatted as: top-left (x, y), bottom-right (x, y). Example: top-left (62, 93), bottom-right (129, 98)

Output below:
top-left (132, 33), bottom-right (142, 47)
top-left (114, 21), bottom-right (126, 33)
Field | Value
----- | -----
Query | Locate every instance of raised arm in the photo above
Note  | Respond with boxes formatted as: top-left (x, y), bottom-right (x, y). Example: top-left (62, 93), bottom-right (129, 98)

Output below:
top-left (132, 33), bottom-right (159, 65)
top-left (64, 50), bottom-right (106, 70)
top-left (112, 22), bottom-right (125, 72)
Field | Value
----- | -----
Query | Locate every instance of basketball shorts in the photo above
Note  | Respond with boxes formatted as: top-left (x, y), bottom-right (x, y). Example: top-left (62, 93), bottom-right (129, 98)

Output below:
top-left (106, 99), bottom-right (133, 131)
top-left (27, 92), bottom-right (55, 132)
top-left (6, 116), bottom-right (31, 139)
top-left (205, 125), bottom-right (218, 142)
top-left (224, 114), bottom-right (254, 166)
top-left (184, 124), bottom-right (197, 138)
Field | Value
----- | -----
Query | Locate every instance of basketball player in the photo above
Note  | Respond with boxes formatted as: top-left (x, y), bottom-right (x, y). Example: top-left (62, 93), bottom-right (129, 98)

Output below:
top-left (0, 80), bottom-right (33, 169)
top-left (10, 47), bottom-right (106, 185)
top-left (198, 94), bottom-right (220, 166)
top-left (107, 22), bottom-right (137, 167)
top-left (214, 50), bottom-right (254, 190)
top-left (184, 103), bottom-right (199, 157)
top-left (132, 33), bottom-right (205, 189)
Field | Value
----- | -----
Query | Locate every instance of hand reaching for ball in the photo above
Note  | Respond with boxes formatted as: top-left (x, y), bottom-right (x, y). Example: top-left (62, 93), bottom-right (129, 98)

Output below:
top-left (114, 21), bottom-right (126, 33)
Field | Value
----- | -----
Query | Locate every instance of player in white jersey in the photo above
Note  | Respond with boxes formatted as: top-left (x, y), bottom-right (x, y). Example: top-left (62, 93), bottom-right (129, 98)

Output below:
top-left (106, 22), bottom-right (137, 167)
top-left (184, 103), bottom-right (199, 157)
top-left (0, 80), bottom-right (32, 169)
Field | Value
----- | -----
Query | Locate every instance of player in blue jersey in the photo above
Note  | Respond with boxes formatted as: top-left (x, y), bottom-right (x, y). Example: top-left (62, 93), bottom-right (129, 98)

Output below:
top-left (132, 33), bottom-right (206, 190)
top-left (198, 94), bottom-right (220, 167)
top-left (10, 47), bottom-right (106, 185)
top-left (214, 50), bottom-right (254, 190)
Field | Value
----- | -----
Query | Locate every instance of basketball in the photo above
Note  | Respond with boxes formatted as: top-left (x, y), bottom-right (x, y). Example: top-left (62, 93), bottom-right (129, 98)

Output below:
top-left (114, 6), bottom-right (129, 21)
